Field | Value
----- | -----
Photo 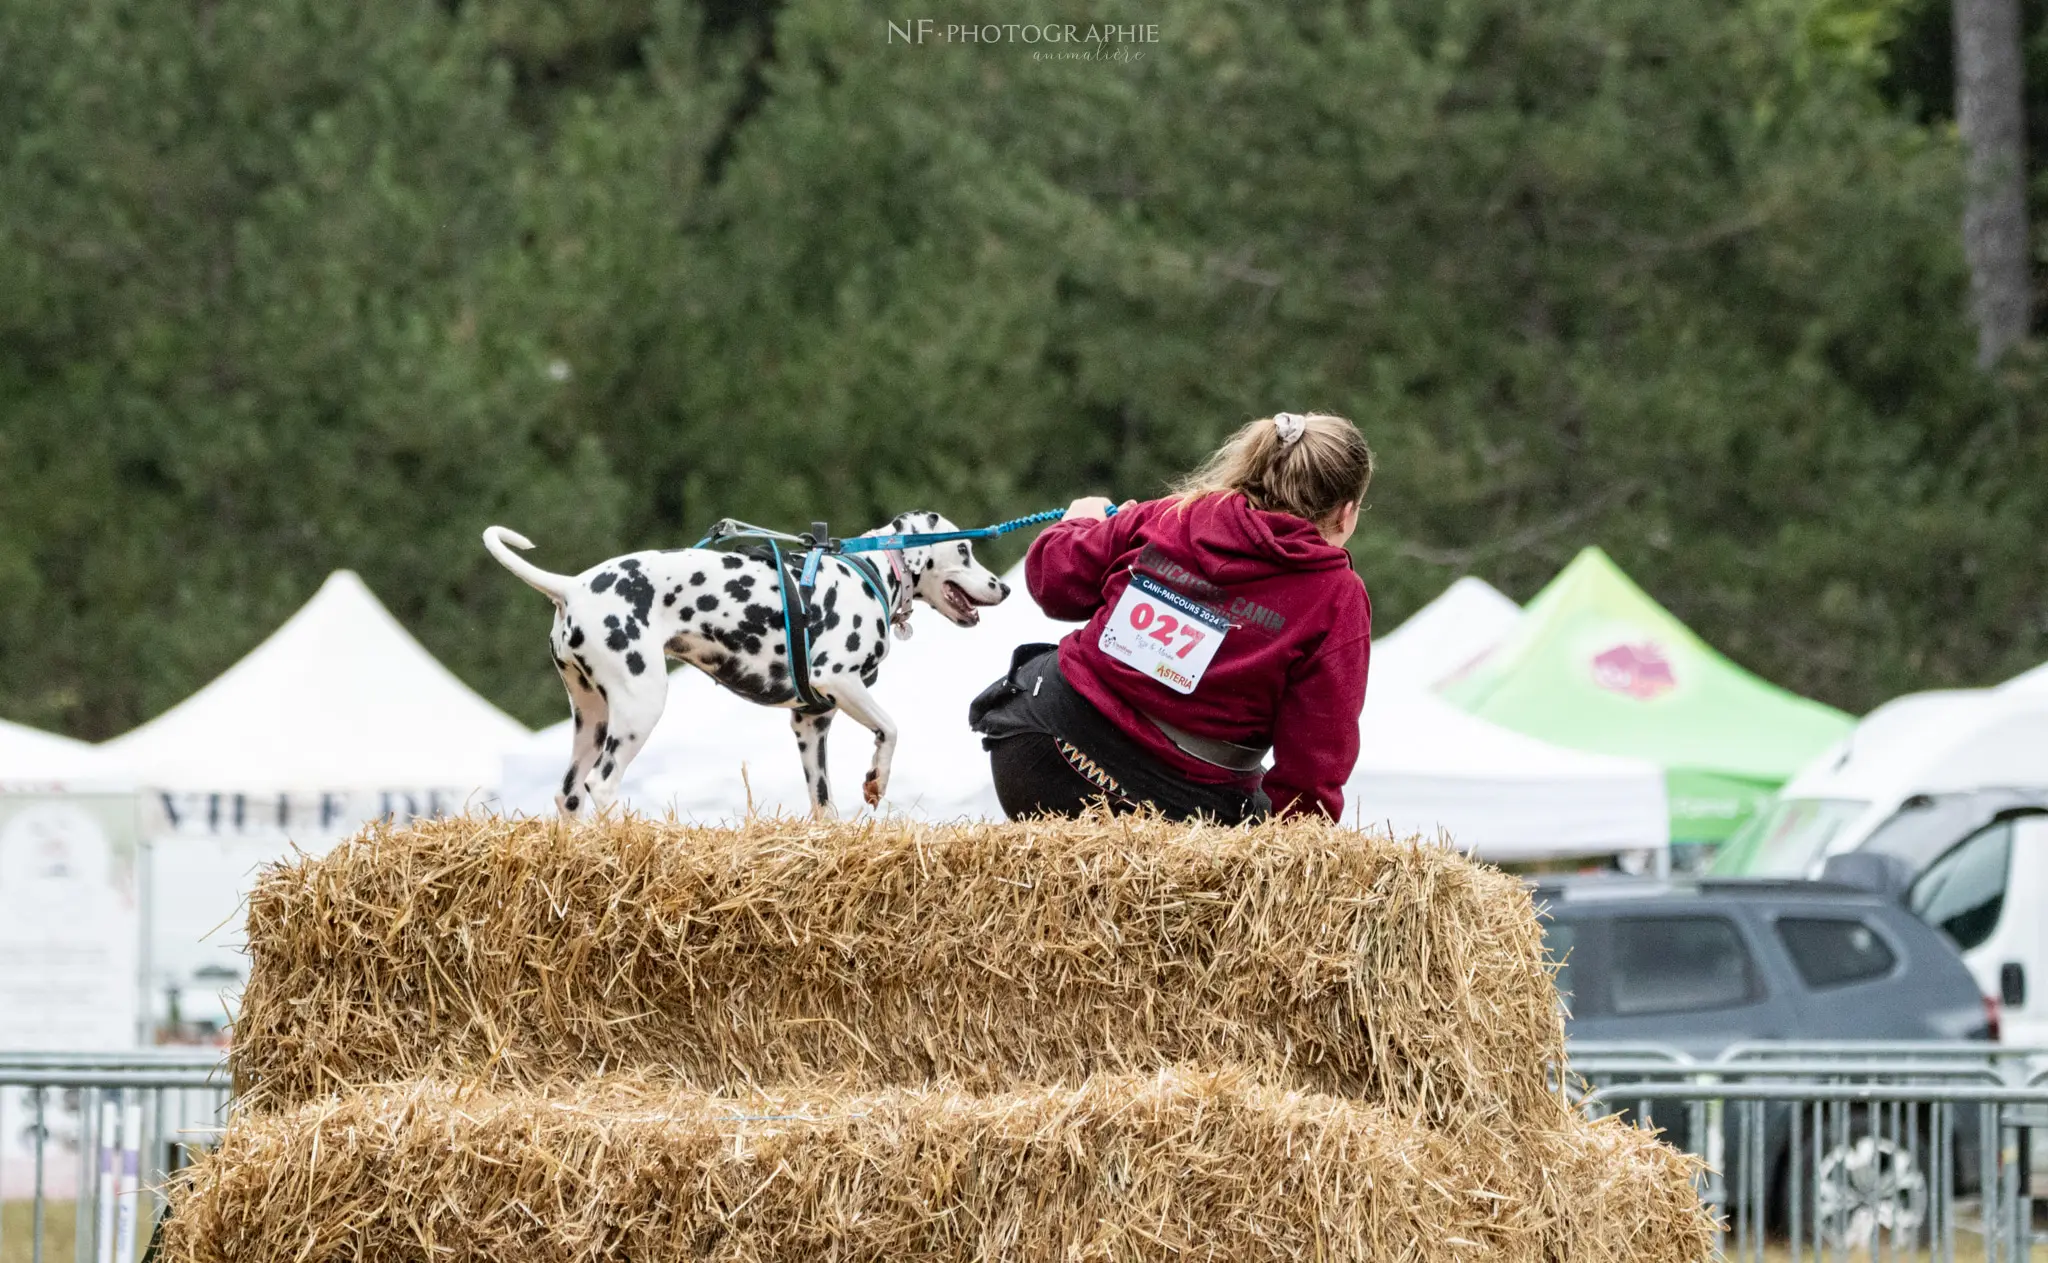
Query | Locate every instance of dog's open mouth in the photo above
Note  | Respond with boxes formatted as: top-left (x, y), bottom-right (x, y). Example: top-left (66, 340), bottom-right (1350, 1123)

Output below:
top-left (941, 581), bottom-right (984, 625)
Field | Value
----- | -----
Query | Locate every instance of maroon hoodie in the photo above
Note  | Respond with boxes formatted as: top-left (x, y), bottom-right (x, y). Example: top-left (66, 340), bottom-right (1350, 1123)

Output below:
top-left (1026, 492), bottom-right (1372, 819)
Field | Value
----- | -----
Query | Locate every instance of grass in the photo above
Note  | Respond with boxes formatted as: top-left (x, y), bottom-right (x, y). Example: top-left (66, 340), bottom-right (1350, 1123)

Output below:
top-left (1, 1200), bottom-right (160, 1263)
top-left (0, 1202), bottom-right (75, 1263)
top-left (1757, 1247), bottom-right (1987, 1262)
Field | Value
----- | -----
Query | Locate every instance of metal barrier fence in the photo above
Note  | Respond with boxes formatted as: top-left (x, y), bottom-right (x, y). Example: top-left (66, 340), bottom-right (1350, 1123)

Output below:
top-left (0, 1051), bottom-right (228, 1263)
top-left (4, 1042), bottom-right (2046, 1262)
top-left (1571, 1040), bottom-right (2048, 1261)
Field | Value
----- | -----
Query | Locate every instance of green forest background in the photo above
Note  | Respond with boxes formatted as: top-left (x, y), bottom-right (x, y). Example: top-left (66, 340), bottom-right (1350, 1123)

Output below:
top-left (4, 0), bottom-right (2047, 737)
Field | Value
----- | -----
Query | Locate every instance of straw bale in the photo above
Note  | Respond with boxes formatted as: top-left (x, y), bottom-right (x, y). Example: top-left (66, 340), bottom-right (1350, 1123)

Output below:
top-left (160, 1068), bottom-right (1711, 1263)
top-left (231, 814), bottom-right (1565, 1126)
top-left (1519, 1110), bottom-right (1715, 1263)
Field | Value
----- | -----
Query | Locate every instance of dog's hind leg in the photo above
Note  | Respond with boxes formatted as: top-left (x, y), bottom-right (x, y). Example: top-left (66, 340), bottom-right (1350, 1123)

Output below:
top-left (553, 649), bottom-right (608, 818)
top-left (790, 710), bottom-right (837, 820)
top-left (811, 677), bottom-right (897, 809)
top-left (578, 664), bottom-right (669, 815)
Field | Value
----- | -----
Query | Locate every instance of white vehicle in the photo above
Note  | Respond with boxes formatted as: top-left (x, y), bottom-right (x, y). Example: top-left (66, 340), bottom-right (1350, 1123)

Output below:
top-left (1882, 808), bottom-right (2048, 1044)
top-left (1734, 674), bottom-right (2048, 1042)
top-left (1737, 686), bottom-right (2048, 880)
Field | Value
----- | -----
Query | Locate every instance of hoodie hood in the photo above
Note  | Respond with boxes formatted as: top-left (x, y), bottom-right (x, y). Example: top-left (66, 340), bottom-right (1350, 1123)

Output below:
top-left (1156, 492), bottom-right (1354, 582)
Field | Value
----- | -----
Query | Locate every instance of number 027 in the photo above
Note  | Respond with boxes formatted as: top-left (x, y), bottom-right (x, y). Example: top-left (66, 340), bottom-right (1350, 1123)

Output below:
top-left (1127, 601), bottom-right (1205, 659)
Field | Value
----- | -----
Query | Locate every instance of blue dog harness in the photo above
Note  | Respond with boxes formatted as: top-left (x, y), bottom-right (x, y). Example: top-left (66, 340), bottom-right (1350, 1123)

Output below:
top-left (763, 541), bottom-right (892, 715)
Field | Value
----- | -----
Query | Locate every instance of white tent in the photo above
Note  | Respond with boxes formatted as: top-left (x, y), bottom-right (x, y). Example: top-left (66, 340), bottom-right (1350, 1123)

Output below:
top-left (1370, 576), bottom-right (1521, 694)
top-left (102, 570), bottom-right (525, 802)
top-left (1341, 575), bottom-right (1668, 861)
top-left (502, 566), bottom-right (1666, 861)
top-left (0, 717), bottom-right (111, 787)
top-left (2003, 661), bottom-right (2048, 694)
top-left (99, 570), bottom-right (530, 1027)
top-left (1346, 690), bottom-right (1670, 860)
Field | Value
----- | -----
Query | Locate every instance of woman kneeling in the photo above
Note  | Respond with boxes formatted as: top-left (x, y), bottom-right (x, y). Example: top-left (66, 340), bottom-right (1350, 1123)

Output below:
top-left (970, 412), bottom-right (1374, 823)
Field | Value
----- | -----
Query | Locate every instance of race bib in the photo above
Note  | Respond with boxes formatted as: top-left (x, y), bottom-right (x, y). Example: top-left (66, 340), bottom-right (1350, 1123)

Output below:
top-left (1097, 573), bottom-right (1230, 695)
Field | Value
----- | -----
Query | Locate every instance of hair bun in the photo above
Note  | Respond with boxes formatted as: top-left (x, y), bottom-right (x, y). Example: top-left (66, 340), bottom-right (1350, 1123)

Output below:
top-left (1273, 413), bottom-right (1307, 446)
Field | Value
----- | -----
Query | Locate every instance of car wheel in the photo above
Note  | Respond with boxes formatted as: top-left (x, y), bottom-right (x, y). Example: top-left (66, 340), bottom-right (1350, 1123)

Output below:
top-left (1809, 1132), bottom-right (1930, 1250)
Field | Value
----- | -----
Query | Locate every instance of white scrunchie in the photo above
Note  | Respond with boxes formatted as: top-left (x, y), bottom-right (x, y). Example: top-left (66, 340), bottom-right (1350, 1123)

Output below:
top-left (1273, 412), bottom-right (1307, 446)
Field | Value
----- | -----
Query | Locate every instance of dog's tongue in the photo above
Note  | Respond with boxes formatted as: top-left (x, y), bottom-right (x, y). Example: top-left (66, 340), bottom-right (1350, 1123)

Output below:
top-left (944, 581), bottom-right (983, 625)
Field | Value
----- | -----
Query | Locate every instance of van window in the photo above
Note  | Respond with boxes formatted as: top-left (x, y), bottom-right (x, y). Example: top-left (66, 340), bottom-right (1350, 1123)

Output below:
top-left (1910, 821), bottom-right (2013, 951)
top-left (1776, 917), bottom-right (1897, 988)
top-left (1610, 917), bottom-right (1757, 1015)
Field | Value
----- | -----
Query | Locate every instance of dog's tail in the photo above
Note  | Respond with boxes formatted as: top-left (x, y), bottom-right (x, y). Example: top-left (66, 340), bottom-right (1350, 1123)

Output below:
top-left (482, 526), bottom-right (573, 604)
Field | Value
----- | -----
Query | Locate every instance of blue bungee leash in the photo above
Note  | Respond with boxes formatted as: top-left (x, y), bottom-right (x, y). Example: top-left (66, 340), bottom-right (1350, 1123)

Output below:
top-left (836, 504), bottom-right (1118, 554)
top-left (696, 503), bottom-right (1121, 588)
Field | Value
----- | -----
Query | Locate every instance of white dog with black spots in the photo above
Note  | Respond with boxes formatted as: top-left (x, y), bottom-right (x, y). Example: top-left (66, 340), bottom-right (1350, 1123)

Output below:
top-left (484, 515), bottom-right (1008, 819)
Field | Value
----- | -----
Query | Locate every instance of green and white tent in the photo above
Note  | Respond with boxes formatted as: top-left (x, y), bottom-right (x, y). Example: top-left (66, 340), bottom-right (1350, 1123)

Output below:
top-left (1437, 547), bottom-right (1853, 844)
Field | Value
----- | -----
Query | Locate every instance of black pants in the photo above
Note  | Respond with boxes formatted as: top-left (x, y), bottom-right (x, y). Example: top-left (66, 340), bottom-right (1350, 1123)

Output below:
top-left (988, 733), bottom-right (1138, 819)
top-left (971, 645), bottom-right (1268, 825)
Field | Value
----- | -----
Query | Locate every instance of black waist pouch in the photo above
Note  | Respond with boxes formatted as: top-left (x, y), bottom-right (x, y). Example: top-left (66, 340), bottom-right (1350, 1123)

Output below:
top-left (969, 643), bottom-right (1269, 823)
top-left (966, 642), bottom-right (1061, 741)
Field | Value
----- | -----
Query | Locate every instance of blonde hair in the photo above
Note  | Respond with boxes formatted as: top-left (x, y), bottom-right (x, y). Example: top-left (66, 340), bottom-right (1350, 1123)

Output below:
top-left (1173, 412), bottom-right (1373, 524)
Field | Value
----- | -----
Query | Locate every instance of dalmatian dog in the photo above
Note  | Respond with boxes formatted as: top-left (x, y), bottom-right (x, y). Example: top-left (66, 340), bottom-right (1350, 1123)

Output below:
top-left (483, 515), bottom-right (1008, 819)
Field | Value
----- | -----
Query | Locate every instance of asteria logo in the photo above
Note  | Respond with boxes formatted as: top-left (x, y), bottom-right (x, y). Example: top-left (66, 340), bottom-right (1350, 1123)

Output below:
top-left (1591, 642), bottom-right (1677, 700)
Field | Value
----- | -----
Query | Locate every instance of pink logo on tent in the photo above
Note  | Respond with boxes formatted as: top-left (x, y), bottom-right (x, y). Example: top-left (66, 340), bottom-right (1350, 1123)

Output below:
top-left (1591, 642), bottom-right (1676, 700)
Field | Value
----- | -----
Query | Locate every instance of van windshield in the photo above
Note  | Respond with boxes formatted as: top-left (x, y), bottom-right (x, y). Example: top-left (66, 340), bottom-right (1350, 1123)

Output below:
top-left (1732, 798), bottom-right (1869, 876)
top-left (1862, 795), bottom-right (2004, 871)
